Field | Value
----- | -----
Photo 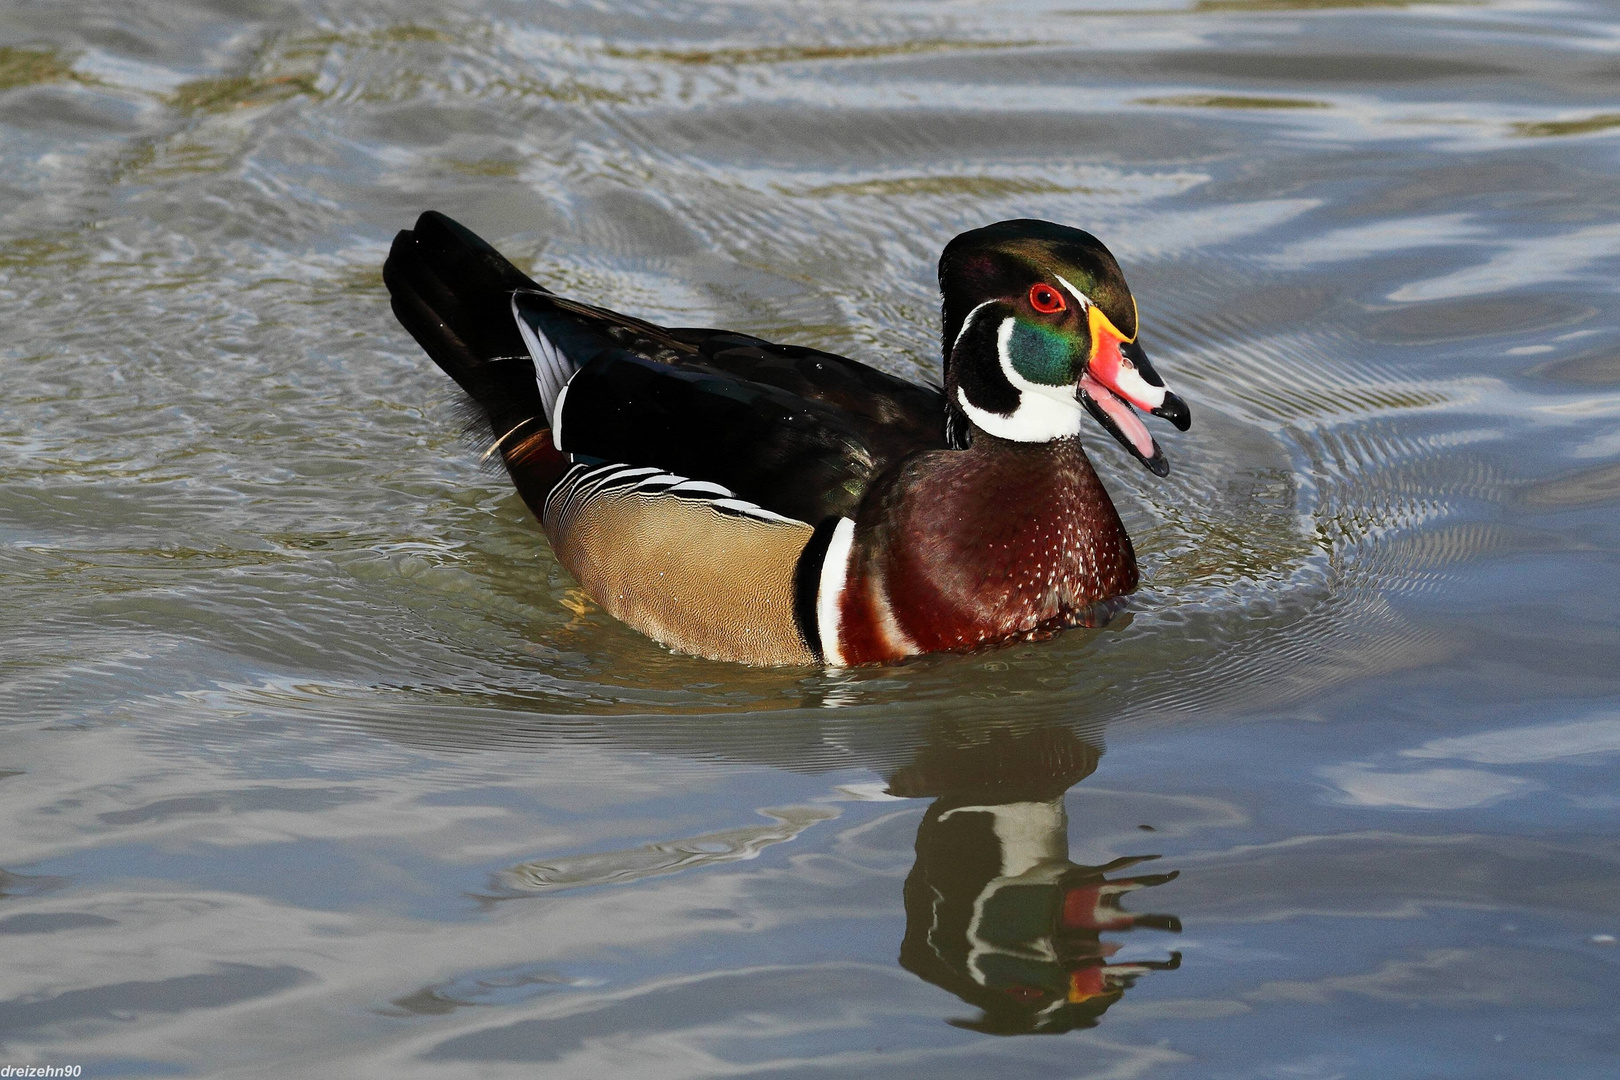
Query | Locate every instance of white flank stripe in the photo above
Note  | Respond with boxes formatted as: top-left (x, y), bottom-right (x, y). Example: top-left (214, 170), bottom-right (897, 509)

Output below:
top-left (816, 517), bottom-right (857, 667)
top-left (541, 461), bottom-right (591, 521)
top-left (598, 465), bottom-right (661, 488)
top-left (577, 461), bottom-right (640, 501)
top-left (629, 472), bottom-right (679, 492)
top-left (546, 462), bottom-right (808, 529)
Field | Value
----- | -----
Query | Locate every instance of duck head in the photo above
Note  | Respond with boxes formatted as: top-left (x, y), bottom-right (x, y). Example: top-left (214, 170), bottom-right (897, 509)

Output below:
top-left (939, 219), bottom-right (1191, 475)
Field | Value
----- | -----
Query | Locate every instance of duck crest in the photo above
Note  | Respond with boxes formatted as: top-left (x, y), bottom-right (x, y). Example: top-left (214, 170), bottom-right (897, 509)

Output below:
top-left (823, 434), bottom-right (1137, 664)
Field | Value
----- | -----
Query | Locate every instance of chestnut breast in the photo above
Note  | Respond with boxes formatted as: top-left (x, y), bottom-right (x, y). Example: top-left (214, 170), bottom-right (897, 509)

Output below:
top-left (860, 435), bottom-right (1138, 654)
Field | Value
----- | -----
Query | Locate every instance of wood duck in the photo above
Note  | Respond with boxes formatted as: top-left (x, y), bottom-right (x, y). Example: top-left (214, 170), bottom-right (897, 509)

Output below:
top-left (383, 212), bottom-right (1190, 666)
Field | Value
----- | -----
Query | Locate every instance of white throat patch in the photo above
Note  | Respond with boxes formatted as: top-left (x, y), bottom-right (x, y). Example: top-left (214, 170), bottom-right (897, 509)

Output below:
top-left (955, 316), bottom-right (1084, 443)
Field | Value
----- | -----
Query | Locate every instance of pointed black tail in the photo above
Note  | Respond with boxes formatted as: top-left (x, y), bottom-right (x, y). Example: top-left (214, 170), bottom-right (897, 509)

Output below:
top-left (382, 211), bottom-right (545, 437)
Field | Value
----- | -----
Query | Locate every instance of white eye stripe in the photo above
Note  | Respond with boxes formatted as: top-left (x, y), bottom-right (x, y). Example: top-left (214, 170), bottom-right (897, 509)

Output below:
top-left (1053, 273), bottom-right (1093, 312)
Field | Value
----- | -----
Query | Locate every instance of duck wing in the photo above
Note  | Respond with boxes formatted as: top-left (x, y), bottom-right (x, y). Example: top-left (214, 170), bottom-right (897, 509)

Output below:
top-left (513, 292), bottom-right (947, 524)
top-left (384, 208), bottom-right (948, 525)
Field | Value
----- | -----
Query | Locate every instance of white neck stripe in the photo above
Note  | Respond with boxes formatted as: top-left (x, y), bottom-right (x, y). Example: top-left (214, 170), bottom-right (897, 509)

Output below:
top-left (950, 298), bottom-right (999, 358)
top-left (997, 317), bottom-right (1085, 407)
top-left (956, 317), bottom-right (1083, 442)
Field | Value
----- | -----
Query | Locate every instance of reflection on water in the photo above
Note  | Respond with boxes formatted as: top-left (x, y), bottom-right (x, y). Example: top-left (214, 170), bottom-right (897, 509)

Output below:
top-left (480, 718), bottom-right (1183, 1035)
top-left (3, 0), bottom-right (1620, 1072)
top-left (892, 726), bottom-right (1180, 1034)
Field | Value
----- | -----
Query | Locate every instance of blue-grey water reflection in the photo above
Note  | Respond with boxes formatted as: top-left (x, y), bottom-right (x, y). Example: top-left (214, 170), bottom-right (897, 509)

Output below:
top-left (3, 0), bottom-right (1620, 1075)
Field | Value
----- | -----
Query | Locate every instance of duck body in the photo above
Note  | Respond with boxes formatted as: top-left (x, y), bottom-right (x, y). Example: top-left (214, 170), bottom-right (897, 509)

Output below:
top-left (382, 212), bottom-right (1188, 666)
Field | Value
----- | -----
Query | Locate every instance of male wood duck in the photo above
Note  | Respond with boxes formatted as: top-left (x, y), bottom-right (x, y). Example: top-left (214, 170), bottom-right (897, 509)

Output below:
top-left (382, 212), bottom-right (1190, 666)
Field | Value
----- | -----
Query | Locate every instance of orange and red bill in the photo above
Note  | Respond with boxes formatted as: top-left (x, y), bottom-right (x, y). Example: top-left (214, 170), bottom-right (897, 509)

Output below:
top-left (1079, 311), bottom-right (1191, 477)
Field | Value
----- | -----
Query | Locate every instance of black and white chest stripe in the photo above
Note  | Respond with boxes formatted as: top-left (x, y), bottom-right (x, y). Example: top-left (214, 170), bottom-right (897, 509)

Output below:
top-left (813, 516), bottom-right (856, 665)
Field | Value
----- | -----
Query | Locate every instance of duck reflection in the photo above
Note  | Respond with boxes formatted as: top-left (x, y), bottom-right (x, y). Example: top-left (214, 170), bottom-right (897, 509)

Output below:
top-left (888, 725), bottom-right (1180, 1034)
top-left (445, 696), bottom-right (1182, 1036)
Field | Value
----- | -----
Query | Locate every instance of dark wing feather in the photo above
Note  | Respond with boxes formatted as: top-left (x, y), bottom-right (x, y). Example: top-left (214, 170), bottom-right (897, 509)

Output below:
top-left (513, 294), bottom-right (948, 523)
top-left (671, 329), bottom-right (946, 445)
top-left (559, 353), bottom-right (884, 523)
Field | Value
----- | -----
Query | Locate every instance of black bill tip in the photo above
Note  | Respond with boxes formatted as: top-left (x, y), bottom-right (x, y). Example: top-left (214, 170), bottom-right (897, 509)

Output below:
top-left (1151, 391), bottom-right (1191, 432)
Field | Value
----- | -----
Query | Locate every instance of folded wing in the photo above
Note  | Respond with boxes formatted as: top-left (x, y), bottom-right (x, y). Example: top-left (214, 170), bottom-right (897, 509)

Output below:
top-left (513, 291), bottom-right (948, 524)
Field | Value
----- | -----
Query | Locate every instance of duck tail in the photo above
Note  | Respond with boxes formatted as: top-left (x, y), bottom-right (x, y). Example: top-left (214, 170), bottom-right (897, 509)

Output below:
top-left (383, 211), bottom-right (547, 440)
top-left (384, 211), bottom-right (571, 509)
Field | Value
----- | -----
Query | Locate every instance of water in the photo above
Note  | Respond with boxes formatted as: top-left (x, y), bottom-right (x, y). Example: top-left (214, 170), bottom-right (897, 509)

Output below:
top-left (3, 0), bottom-right (1619, 1074)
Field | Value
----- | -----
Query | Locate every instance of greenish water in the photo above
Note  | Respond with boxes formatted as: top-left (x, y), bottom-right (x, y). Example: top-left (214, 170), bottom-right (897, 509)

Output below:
top-left (2, 0), bottom-right (1618, 1075)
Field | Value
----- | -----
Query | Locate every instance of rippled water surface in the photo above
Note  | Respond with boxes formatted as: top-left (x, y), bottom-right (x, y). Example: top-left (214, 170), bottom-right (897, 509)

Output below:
top-left (4, 0), bottom-right (1620, 1074)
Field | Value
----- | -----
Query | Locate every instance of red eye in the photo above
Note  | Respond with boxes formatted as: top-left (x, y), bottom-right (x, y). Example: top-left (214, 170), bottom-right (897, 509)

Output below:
top-left (1029, 283), bottom-right (1066, 314)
